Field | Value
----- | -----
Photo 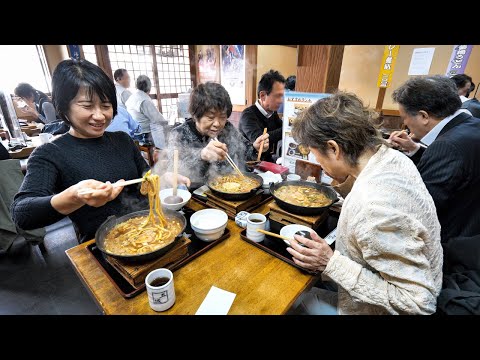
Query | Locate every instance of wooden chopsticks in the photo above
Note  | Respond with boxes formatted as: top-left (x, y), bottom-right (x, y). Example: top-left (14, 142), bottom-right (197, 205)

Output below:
top-left (256, 229), bottom-right (292, 241)
top-left (77, 178), bottom-right (144, 196)
top-left (212, 137), bottom-right (244, 178)
top-left (257, 127), bottom-right (267, 161)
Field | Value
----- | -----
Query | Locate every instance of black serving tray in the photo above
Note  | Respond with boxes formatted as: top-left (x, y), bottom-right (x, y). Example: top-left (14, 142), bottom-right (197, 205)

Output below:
top-left (239, 211), bottom-right (339, 275)
top-left (87, 206), bottom-right (230, 299)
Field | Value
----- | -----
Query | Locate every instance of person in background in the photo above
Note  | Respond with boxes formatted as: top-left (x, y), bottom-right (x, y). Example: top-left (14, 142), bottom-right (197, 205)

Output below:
top-left (277, 75), bottom-right (296, 115)
top-left (113, 69), bottom-right (132, 110)
top-left (105, 106), bottom-right (140, 138)
top-left (450, 74), bottom-right (473, 102)
top-left (288, 91), bottom-right (442, 315)
top-left (167, 82), bottom-right (269, 187)
top-left (125, 75), bottom-right (167, 150)
top-left (11, 59), bottom-right (189, 244)
top-left (450, 74), bottom-right (480, 118)
top-left (239, 69), bottom-right (285, 162)
top-left (14, 83), bottom-right (57, 124)
top-left (389, 75), bottom-right (480, 314)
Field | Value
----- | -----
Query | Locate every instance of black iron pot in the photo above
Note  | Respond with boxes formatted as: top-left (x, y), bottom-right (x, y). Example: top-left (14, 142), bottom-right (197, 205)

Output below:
top-left (270, 180), bottom-right (339, 216)
top-left (207, 172), bottom-right (263, 201)
top-left (95, 209), bottom-right (186, 263)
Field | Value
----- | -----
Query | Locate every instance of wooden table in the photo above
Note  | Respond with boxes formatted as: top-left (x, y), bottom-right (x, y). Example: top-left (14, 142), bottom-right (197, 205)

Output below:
top-left (66, 199), bottom-right (318, 315)
top-left (4, 136), bottom-right (42, 159)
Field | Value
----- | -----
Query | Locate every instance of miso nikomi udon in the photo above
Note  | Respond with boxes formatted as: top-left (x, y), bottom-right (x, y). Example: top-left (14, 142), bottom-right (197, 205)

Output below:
top-left (103, 171), bottom-right (182, 255)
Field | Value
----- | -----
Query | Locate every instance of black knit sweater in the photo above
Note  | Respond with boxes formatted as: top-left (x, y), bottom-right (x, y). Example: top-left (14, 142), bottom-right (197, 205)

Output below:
top-left (238, 104), bottom-right (283, 161)
top-left (166, 119), bottom-right (258, 186)
top-left (11, 131), bottom-right (149, 243)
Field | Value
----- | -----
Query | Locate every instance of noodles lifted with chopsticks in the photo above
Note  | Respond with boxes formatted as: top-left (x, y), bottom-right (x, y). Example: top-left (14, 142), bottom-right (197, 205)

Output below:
top-left (103, 170), bottom-right (182, 256)
top-left (140, 170), bottom-right (167, 228)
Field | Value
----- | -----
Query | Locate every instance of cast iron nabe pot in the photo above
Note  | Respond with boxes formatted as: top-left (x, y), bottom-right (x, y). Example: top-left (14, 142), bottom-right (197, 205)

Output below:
top-left (95, 209), bottom-right (186, 262)
top-left (207, 172), bottom-right (263, 201)
top-left (270, 180), bottom-right (339, 216)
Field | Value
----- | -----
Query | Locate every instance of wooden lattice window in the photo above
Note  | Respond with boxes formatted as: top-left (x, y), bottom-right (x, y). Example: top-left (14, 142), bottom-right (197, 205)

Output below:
top-left (82, 45), bottom-right (98, 66)
top-left (78, 45), bottom-right (194, 121)
top-left (154, 45), bottom-right (192, 118)
top-left (106, 45), bottom-right (193, 117)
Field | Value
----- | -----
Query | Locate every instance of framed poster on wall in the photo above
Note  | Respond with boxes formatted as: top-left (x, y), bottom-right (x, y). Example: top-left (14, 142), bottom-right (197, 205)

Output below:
top-left (220, 45), bottom-right (245, 105)
top-left (282, 91), bottom-right (331, 174)
top-left (196, 45), bottom-right (220, 84)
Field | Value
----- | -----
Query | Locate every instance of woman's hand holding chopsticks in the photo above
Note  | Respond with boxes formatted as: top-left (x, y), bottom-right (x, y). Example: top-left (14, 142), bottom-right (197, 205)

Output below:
top-left (201, 138), bottom-right (228, 162)
top-left (51, 179), bottom-right (125, 216)
top-left (75, 179), bottom-right (125, 204)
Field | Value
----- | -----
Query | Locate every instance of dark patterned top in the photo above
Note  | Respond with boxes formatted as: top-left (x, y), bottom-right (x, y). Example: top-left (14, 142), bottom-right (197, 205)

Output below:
top-left (166, 119), bottom-right (258, 185)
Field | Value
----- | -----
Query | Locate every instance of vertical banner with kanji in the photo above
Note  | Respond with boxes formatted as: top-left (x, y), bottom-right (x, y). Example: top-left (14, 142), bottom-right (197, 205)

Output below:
top-left (445, 45), bottom-right (473, 77)
top-left (377, 45), bottom-right (400, 88)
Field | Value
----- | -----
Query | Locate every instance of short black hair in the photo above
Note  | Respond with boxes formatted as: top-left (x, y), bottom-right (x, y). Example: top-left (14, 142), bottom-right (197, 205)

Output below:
top-left (450, 74), bottom-right (473, 89)
top-left (189, 82), bottom-right (232, 120)
top-left (14, 83), bottom-right (36, 99)
top-left (392, 75), bottom-right (461, 119)
top-left (52, 59), bottom-right (117, 123)
top-left (285, 75), bottom-right (296, 91)
top-left (136, 75), bottom-right (151, 93)
top-left (257, 69), bottom-right (285, 97)
top-left (113, 69), bottom-right (127, 82)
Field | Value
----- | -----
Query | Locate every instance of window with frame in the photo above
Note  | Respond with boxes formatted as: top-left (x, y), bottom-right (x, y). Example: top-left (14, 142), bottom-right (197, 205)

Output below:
top-left (84, 45), bottom-right (193, 122)
top-left (0, 45), bottom-right (51, 95)
top-left (82, 45), bottom-right (98, 66)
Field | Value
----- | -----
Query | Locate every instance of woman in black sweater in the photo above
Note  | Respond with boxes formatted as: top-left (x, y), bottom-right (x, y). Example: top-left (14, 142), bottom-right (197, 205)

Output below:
top-left (11, 59), bottom-right (189, 243)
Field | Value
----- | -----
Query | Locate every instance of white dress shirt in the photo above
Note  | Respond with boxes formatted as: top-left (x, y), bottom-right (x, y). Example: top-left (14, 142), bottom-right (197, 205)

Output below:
top-left (406, 109), bottom-right (471, 156)
top-left (255, 100), bottom-right (273, 118)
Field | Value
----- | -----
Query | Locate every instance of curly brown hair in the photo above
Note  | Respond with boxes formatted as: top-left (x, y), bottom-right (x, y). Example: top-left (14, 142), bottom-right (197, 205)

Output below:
top-left (291, 91), bottom-right (385, 167)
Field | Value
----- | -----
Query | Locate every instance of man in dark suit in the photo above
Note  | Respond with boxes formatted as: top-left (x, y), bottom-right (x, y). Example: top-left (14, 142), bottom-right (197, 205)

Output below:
top-left (389, 75), bottom-right (480, 314)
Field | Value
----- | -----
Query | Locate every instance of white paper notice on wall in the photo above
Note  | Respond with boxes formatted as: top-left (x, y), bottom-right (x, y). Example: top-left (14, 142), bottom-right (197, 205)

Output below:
top-left (408, 48), bottom-right (435, 76)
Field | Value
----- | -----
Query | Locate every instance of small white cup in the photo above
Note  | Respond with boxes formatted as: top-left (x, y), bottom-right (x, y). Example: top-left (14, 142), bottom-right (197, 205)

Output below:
top-left (39, 133), bottom-right (53, 144)
top-left (287, 174), bottom-right (301, 181)
top-left (145, 268), bottom-right (176, 312)
top-left (235, 211), bottom-right (250, 228)
top-left (246, 213), bottom-right (267, 242)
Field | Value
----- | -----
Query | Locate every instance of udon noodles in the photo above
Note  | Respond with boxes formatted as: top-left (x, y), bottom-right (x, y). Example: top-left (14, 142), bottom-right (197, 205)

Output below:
top-left (275, 185), bottom-right (332, 207)
top-left (103, 171), bottom-right (182, 256)
top-left (209, 174), bottom-right (259, 193)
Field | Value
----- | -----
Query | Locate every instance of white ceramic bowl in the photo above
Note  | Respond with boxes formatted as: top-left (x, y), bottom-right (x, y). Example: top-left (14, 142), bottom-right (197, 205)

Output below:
top-left (280, 224), bottom-right (313, 246)
top-left (190, 209), bottom-right (228, 242)
top-left (257, 172), bottom-right (281, 195)
top-left (160, 188), bottom-right (191, 211)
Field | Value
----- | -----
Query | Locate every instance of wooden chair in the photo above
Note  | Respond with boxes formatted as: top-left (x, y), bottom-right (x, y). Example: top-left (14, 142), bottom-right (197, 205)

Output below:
top-left (295, 159), bottom-right (322, 182)
top-left (136, 142), bottom-right (155, 167)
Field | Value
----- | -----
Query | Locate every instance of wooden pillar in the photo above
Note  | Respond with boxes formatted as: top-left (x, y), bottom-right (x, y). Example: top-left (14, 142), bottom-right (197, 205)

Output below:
top-left (296, 45), bottom-right (344, 93)
top-left (42, 45), bottom-right (69, 75)
top-left (94, 45), bottom-right (113, 81)
top-left (245, 45), bottom-right (258, 106)
top-left (375, 87), bottom-right (387, 111)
